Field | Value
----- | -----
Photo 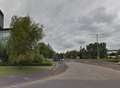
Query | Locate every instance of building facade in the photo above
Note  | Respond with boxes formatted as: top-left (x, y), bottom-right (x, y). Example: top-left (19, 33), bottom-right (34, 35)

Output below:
top-left (0, 10), bottom-right (4, 29)
top-left (0, 10), bottom-right (10, 41)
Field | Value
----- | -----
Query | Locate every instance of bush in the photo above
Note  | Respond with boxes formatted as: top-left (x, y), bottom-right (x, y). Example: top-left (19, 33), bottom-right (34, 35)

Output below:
top-left (0, 42), bottom-right (8, 62)
top-left (33, 51), bottom-right (53, 66)
top-left (40, 59), bottom-right (53, 66)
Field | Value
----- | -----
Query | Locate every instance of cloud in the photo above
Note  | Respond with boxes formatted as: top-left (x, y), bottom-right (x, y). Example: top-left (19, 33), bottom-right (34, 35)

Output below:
top-left (0, 0), bottom-right (120, 52)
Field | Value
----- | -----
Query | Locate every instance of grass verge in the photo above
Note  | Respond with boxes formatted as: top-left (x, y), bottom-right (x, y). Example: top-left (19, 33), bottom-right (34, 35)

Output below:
top-left (100, 58), bottom-right (119, 63)
top-left (0, 66), bottom-right (53, 76)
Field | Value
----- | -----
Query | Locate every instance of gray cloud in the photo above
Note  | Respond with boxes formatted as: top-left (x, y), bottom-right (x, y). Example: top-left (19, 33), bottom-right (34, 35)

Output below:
top-left (0, 0), bottom-right (120, 52)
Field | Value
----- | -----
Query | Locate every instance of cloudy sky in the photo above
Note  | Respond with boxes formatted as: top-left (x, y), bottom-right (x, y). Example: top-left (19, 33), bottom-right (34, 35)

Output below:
top-left (0, 0), bottom-right (120, 52)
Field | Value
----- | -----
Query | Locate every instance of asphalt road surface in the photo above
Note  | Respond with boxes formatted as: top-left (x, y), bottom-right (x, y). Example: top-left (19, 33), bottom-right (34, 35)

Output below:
top-left (3, 62), bottom-right (120, 88)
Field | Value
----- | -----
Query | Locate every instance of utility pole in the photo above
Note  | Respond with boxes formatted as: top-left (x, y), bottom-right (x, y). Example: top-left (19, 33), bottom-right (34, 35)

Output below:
top-left (96, 34), bottom-right (100, 59)
top-left (90, 33), bottom-right (106, 59)
top-left (79, 41), bottom-right (85, 59)
top-left (79, 41), bottom-right (85, 51)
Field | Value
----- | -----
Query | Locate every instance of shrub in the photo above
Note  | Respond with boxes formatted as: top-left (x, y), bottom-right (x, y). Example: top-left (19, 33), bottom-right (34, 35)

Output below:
top-left (40, 59), bottom-right (53, 66)
top-left (0, 42), bottom-right (8, 62)
top-left (33, 51), bottom-right (53, 66)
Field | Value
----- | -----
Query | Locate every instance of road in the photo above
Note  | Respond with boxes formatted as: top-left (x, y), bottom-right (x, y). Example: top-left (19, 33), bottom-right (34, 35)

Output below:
top-left (4, 62), bottom-right (120, 88)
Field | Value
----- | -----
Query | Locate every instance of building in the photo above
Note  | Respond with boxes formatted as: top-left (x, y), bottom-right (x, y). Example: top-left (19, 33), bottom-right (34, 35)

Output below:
top-left (0, 10), bottom-right (10, 41)
top-left (0, 10), bottom-right (4, 29)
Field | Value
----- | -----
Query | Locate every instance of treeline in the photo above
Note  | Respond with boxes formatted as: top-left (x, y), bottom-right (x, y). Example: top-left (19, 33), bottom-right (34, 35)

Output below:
top-left (60, 42), bottom-right (107, 59)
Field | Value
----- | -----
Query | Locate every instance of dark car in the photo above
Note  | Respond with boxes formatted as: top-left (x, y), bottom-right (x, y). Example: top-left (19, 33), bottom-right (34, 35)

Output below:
top-left (52, 55), bottom-right (64, 62)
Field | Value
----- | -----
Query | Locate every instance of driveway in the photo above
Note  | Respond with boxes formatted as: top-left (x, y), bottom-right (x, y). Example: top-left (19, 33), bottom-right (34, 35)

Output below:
top-left (2, 62), bottom-right (120, 88)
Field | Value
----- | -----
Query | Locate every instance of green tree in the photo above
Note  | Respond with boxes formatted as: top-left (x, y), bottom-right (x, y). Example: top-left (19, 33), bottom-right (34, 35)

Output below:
top-left (64, 50), bottom-right (79, 59)
top-left (7, 16), bottom-right (43, 64)
top-left (79, 48), bottom-right (88, 59)
top-left (86, 42), bottom-right (107, 59)
top-left (37, 43), bottom-right (55, 58)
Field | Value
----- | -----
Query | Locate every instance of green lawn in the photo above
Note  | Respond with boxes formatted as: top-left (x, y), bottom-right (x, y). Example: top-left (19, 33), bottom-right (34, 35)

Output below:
top-left (100, 58), bottom-right (119, 63)
top-left (0, 66), bottom-right (52, 76)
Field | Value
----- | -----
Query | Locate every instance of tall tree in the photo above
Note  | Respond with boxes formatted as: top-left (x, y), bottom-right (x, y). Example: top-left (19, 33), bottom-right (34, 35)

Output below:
top-left (7, 16), bottom-right (43, 64)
